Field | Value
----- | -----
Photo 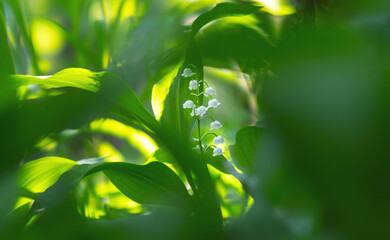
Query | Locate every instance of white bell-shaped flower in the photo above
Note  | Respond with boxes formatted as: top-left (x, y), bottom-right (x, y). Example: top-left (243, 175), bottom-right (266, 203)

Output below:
top-left (213, 147), bottom-right (224, 157)
top-left (182, 68), bottom-right (195, 77)
top-left (195, 106), bottom-right (208, 117)
top-left (210, 121), bottom-right (222, 130)
top-left (205, 87), bottom-right (216, 96)
top-left (208, 99), bottom-right (220, 108)
top-left (189, 80), bottom-right (198, 90)
top-left (183, 100), bottom-right (195, 109)
top-left (213, 136), bottom-right (225, 145)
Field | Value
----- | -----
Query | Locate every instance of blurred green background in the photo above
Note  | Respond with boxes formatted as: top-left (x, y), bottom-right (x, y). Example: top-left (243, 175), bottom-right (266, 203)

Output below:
top-left (1, 0), bottom-right (390, 239)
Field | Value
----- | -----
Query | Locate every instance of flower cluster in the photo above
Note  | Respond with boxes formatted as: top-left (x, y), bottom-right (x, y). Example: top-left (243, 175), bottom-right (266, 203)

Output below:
top-left (181, 67), bottom-right (225, 157)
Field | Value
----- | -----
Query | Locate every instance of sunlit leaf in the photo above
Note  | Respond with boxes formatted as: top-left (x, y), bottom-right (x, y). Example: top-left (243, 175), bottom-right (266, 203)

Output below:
top-left (155, 2), bottom-right (263, 136)
top-left (112, 81), bottom-right (161, 133)
top-left (27, 157), bottom-right (190, 212)
top-left (17, 157), bottom-right (79, 193)
top-left (6, 68), bottom-right (102, 92)
top-left (146, 147), bottom-right (176, 164)
top-left (152, 65), bottom-right (180, 121)
top-left (204, 148), bottom-right (240, 178)
top-left (252, 0), bottom-right (295, 16)
top-left (7, 68), bottom-right (161, 134)
top-left (90, 118), bottom-right (158, 157)
top-left (191, 2), bottom-right (261, 35)
top-left (156, 40), bottom-right (203, 137)
top-left (204, 148), bottom-right (250, 194)
top-left (97, 142), bottom-right (125, 162)
top-left (99, 162), bottom-right (191, 208)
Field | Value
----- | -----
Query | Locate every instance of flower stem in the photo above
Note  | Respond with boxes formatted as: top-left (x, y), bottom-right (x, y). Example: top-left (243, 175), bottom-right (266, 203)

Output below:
top-left (197, 118), bottom-right (203, 156)
top-left (200, 132), bottom-right (218, 141)
top-left (190, 92), bottom-right (213, 99)
top-left (199, 80), bottom-right (209, 87)
top-left (200, 115), bottom-right (215, 122)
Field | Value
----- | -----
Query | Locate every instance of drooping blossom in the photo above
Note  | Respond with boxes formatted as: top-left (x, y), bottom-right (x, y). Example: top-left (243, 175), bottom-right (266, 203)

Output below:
top-left (210, 121), bottom-right (222, 130)
top-left (182, 68), bottom-right (195, 77)
top-left (189, 80), bottom-right (198, 90)
top-left (213, 136), bottom-right (225, 145)
top-left (194, 106), bottom-right (208, 117)
top-left (183, 100), bottom-right (195, 109)
top-left (208, 99), bottom-right (220, 108)
top-left (213, 147), bottom-right (224, 156)
top-left (205, 87), bottom-right (216, 96)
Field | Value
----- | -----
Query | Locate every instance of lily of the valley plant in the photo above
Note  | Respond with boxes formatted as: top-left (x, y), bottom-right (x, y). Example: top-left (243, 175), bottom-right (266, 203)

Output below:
top-left (182, 67), bottom-right (225, 157)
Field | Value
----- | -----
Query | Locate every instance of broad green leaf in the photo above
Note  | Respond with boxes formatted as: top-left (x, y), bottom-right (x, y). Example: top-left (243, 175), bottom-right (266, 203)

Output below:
top-left (90, 118), bottom-right (158, 157)
top-left (204, 148), bottom-right (250, 194)
top-left (6, 68), bottom-right (102, 92)
top-left (35, 160), bottom-right (103, 209)
top-left (191, 3), bottom-right (261, 35)
top-left (148, 146), bottom-right (252, 197)
top-left (17, 157), bottom-right (79, 193)
top-left (155, 3), bottom-right (262, 136)
top-left (230, 126), bottom-right (263, 173)
top-left (6, 68), bottom-right (160, 133)
top-left (99, 162), bottom-right (191, 208)
top-left (0, 87), bottom-right (102, 189)
top-left (204, 149), bottom-right (241, 178)
top-left (98, 71), bottom-right (160, 133)
top-left (146, 147), bottom-right (176, 164)
top-left (27, 158), bottom-right (190, 212)
top-left (151, 65), bottom-right (180, 121)
top-left (151, 146), bottom-right (244, 184)
top-left (196, 17), bottom-right (274, 72)
top-left (113, 84), bottom-right (161, 133)
top-left (0, 202), bottom-right (31, 239)
top-left (156, 39), bottom-right (203, 137)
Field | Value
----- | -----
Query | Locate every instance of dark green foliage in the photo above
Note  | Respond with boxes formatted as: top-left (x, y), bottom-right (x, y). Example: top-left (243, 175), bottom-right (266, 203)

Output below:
top-left (1, 0), bottom-right (390, 239)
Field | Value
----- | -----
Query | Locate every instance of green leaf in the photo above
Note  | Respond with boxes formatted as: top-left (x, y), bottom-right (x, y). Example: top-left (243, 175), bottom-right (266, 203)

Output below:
top-left (230, 126), bottom-right (263, 173)
top-left (35, 160), bottom-right (103, 209)
top-left (154, 3), bottom-right (261, 136)
top-left (0, 3), bottom-right (14, 77)
top-left (196, 19), bottom-right (274, 72)
top-left (191, 3), bottom-right (261, 35)
top-left (152, 65), bottom-right (181, 121)
top-left (6, 68), bottom-right (160, 133)
top-left (99, 162), bottom-right (191, 208)
top-left (204, 148), bottom-right (250, 194)
top-left (17, 157), bottom-right (79, 193)
top-left (6, 68), bottom-right (102, 92)
top-left (25, 158), bottom-right (190, 211)
top-left (204, 149), bottom-right (240, 177)
top-left (113, 77), bottom-right (160, 133)
top-left (156, 40), bottom-right (203, 137)
top-left (147, 147), bottom-right (176, 164)
top-left (0, 202), bottom-right (31, 239)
